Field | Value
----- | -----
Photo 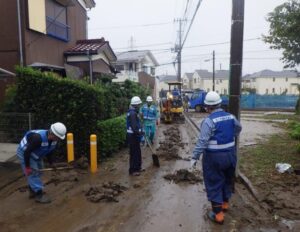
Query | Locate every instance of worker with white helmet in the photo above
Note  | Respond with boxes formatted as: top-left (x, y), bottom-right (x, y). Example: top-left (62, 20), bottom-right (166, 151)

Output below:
top-left (16, 122), bottom-right (67, 203)
top-left (190, 91), bottom-right (242, 224)
top-left (126, 96), bottom-right (144, 176)
top-left (140, 96), bottom-right (158, 144)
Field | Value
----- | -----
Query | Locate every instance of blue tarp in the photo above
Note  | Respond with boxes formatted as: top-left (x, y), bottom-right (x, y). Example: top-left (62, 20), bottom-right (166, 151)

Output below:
top-left (241, 94), bottom-right (298, 109)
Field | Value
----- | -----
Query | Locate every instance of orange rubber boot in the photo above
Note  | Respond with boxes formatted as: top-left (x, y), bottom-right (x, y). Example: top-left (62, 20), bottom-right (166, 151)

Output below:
top-left (208, 211), bottom-right (224, 224)
top-left (222, 201), bottom-right (229, 211)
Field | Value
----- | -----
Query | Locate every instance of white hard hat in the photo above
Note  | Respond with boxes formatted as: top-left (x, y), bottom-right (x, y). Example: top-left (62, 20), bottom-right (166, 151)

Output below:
top-left (50, 122), bottom-right (66, 140)
top-left (204, 91), bottom-right (222, 106)
top-left (146, 96), bottom-right (153, 102)
top-left (130, 96), bottom-right (142, 105)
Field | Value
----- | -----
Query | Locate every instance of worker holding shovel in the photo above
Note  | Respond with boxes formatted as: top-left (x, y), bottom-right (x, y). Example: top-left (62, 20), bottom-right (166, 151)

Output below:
top-left (140, 96), bottom-right (158, 145)
top-left (16, 122), bottom-right (67, 203)
top-left (127, 96), bottom-right (144, 176)
top-left (190, 91), bottom-right (242, 224)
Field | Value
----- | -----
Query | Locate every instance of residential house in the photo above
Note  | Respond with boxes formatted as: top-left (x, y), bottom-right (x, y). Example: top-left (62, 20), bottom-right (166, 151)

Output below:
top-left (158, 75), bottom-right (178, 92)
top-left (242, 70), bottom-right (300, 95)
top-left (114, 50), bottom-right (158, 83)
top-left (0, 0), bottom-right (95, 74)
top-left (0, 0), bottom-right (96, 103)
top-left (182, 72), bottom-right (193, 89)
top-left (192, 69), bottom-right (229, 94)
top-left (64, 38), bottom-right (117, 81)
top-left (114, 50), bottom-right (159, 100)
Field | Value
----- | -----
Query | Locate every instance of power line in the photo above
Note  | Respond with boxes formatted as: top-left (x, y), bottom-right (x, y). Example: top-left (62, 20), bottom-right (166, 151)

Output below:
top-left (181, 0), bottom-right (203, 49)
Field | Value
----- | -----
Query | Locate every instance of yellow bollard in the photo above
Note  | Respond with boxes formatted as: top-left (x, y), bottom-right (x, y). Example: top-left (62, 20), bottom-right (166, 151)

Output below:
top-left (90, 134), bottom-right (98, 173)
top-left (67, 133), bottom-right (74, 163)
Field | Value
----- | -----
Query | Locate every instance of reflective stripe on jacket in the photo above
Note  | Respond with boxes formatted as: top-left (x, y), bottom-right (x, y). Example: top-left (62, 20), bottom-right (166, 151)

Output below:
top-left (207, 111), bottom-right (235, 152)
top-left (18, 130), bottom-right (57, 159)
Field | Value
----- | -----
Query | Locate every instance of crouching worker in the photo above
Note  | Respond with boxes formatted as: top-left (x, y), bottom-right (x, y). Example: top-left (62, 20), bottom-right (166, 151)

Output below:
top-left (17, 122), bottom-right (67, 203)
top-left (190, 91), bottom-right (242, 224)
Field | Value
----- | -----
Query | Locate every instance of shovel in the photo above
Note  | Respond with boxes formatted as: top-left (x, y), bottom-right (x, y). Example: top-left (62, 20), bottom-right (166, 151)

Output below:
top-left (32, 166), bottom-right (74, 172)
top-left (144, 136), bottom-right (160, 167)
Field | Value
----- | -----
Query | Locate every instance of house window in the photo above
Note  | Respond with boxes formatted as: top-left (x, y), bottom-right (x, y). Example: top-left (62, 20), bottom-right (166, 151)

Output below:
top-left (129, 63), bottom-right (134, 71)
top-left (224, 89), bottom-right (227, 95)
top-left (273, 77), bottom-right (275, 82)
top-left (272, 88), bottom-right (275, 93)
top-left (142, 66), bottom-right (148, 73)
top-left (266, 89), bottom-right (268, 94)
top-left (151, 67), bottom-right (155, 76)
top-left (286, 77), bottom-right (288, 82)
top-left (116, 65), bottom-right (124, 71)
top-left (194, 79), bottom-right (196, 84)
top-left (46, 0), bottom-right (69, 42)
top-left (220, 80), bottom-right (222, 83)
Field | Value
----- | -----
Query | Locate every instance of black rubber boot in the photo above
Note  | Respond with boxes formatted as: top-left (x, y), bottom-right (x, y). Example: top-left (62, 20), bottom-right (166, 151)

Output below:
top-left (28, 186), bottom-right (35, 199)
top-left (35, 190), bottom-right (51, 204)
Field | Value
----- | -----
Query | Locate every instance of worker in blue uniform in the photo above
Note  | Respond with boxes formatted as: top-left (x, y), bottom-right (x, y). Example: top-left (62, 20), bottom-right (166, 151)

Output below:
top-left (190, 91), bottom-right (242, 224)
top-left (17, 122), bottom-right (67, 203)
top-left (127, 96), bottom-right (144, 176)
top-left (140, 96), bottom-right (158, 144)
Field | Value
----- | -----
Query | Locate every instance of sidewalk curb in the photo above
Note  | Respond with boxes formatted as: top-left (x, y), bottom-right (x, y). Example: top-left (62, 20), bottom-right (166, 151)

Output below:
top-left (238, 171), bottom-right (261, 202)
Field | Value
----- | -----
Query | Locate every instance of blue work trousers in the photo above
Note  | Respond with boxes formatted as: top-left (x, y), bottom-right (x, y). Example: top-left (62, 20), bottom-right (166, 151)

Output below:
top-left (127, 133), bottom-right (142, 174)
top-left (17, 151), bottom-right (44, 193)
top-left (202, 149), bottom-right (236, 204)
top-left (143, 120), bottom-right (156, 143)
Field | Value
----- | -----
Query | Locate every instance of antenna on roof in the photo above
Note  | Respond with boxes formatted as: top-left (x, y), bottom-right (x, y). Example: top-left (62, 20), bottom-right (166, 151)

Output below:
top-left (128, 36), bottom-right (136, 51)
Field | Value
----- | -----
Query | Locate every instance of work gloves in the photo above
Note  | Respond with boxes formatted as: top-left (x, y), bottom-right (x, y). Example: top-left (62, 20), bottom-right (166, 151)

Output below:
top-left (25, 167), bottom-right (32, 176)
top-left (190, 158), bottom-right (197, 168)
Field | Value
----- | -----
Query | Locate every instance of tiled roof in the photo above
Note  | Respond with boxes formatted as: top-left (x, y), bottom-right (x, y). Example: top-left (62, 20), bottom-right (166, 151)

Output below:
top-left (184, 72), bottom-right (194, 80)
top-left (247, 69), bottom-right (298, 78)
top-left (65, 38), bottom-right (106, 54)
top-left (195, 69), bottom-right (229, 79)
top-left (158, 75), bottom-right (177, 82)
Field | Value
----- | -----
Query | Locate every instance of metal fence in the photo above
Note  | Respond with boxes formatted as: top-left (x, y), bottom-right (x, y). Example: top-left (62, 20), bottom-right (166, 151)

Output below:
top-left (241, 94), bottom-right (298, 109)
top-left (0, 112), bottom-right (34, 143)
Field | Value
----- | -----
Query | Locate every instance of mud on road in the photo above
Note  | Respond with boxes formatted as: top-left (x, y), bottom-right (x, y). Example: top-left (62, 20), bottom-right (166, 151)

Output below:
top-left (0, 111), bottom-right (299, 231)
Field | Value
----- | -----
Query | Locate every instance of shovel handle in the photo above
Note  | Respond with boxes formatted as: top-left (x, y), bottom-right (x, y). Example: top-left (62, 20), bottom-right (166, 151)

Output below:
top-left (34, 166), bottom-right (73, 172)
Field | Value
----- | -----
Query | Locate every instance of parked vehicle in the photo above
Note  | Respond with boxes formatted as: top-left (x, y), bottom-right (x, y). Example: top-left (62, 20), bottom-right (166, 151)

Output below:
top-left (188, 90), bottom-right (229, 112)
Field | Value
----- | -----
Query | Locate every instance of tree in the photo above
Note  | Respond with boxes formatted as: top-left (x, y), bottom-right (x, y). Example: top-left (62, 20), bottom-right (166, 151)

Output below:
top-left (263, 0), bottom-right (300, 68)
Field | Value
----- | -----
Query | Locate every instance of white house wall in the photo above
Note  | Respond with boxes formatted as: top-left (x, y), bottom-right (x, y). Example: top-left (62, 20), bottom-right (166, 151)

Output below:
top-left (256, 77), bottom-right (300, 94)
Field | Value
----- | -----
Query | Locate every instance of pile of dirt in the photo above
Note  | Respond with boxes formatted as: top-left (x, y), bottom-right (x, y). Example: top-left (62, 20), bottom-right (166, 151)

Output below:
top-left (157, 126), bottom-right (185, 160)
top-left (85, 181), bottom-right (128, 203)
top-left (163, 169), bottom-right (203, 184)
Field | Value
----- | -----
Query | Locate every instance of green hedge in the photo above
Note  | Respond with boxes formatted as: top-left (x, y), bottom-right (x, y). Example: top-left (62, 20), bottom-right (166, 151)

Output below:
top-left (96, 115), bottom-right (127, 158)
top-left (11, 67), bottom-right (107, 155)
top-left (2, 67), bottom-right (150, 159)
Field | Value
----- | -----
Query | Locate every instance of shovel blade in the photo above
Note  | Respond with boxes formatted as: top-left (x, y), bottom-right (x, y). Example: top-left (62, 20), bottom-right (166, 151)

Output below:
top-left (152, 154), bottom-right (160, 167)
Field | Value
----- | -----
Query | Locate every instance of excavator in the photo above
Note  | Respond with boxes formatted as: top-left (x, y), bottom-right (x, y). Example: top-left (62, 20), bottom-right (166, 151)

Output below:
top-left (159, 81), bottom-right (185, 123)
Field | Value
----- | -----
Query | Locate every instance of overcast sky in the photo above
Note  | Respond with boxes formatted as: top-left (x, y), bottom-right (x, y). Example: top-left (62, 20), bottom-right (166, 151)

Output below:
top-left (88, 0), bottom-right (290, 76)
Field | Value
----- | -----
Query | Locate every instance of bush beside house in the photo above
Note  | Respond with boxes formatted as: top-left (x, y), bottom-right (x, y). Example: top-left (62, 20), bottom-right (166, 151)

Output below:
top-left (2, 67), bottom-right (150, 159)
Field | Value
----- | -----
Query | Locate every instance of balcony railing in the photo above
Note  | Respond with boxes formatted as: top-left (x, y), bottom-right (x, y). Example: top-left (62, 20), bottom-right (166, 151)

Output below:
top-left (46, 16), bottom-right (70, 42)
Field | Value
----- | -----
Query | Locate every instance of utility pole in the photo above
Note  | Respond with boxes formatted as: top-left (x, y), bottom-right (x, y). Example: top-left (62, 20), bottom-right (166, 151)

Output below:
top-left (212, 50), bottom-right (215, 91)
top-left (229, 0), bottom-right (244, 184)
top-left (174, 18), bottom-right (186, 82)
top-left (229, 0), bottom-right (244, 120)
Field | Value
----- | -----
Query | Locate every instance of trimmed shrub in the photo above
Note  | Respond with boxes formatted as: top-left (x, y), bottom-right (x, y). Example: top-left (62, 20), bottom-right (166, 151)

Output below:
top-left (96, 115), bottom-right (127, 158)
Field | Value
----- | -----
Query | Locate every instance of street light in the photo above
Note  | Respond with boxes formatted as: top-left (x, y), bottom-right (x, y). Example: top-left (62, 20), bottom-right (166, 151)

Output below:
top-left (204, 50), bottom-right (215, 91)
